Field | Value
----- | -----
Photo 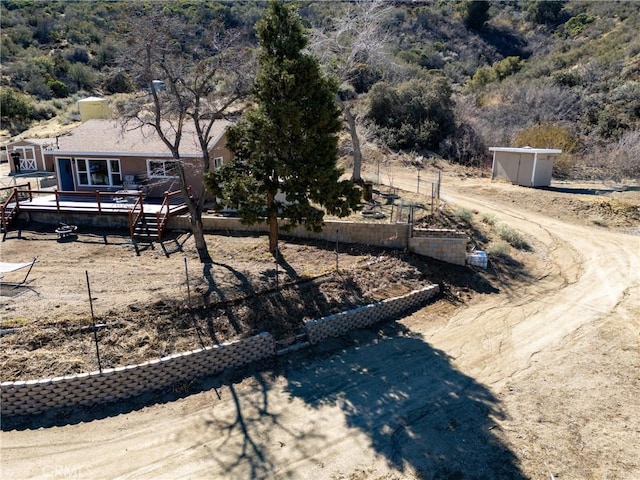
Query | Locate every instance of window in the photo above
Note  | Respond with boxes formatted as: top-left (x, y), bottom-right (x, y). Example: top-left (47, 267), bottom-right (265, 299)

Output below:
top-left (75, 158), bottom-right (121, 187)
top-left (214, 156), bottom-right (224, 170)
top-left (147, 159), bottom-right (179, 178)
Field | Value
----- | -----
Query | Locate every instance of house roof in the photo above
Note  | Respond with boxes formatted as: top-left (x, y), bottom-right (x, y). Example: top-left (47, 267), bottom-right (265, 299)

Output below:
top-left (32, 119), bottom-right (231, 158)
top-left (489, 147), bottom-right (562, 154)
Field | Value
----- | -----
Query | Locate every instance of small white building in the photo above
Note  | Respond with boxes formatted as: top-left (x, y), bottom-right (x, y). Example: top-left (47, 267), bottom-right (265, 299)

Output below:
top-left (489, 146), bottom-right (562, 187)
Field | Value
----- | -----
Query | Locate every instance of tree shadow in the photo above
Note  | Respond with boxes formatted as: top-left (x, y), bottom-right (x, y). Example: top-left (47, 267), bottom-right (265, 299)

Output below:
top-left (283, 322), bottom-right (526, 479)
top-left (194, 369), bottom-right (319, 480)
top-left (159, 231), bottom-right (192, 257)
top-left (202, 261), bottom-right (254, 336)
top-left (478, 26), bottom-right (530, 59)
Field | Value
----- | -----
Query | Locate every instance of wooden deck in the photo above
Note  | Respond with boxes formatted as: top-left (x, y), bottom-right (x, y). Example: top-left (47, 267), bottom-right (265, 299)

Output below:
top-left (1, 185), bottom-right (188, 240)
top-left (18, 193), bottom-right (184, 215)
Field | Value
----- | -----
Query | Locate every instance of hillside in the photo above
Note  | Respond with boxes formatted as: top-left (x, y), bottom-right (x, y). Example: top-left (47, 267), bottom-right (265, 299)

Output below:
top-left (1, 0), bottom-right (638, 180)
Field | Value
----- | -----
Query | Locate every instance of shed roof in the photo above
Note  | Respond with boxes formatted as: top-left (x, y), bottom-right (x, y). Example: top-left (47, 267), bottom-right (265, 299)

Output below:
top-left (489, 147), bottom-right (562, 154)
top-left (22, 119), bottom-right (231, 157)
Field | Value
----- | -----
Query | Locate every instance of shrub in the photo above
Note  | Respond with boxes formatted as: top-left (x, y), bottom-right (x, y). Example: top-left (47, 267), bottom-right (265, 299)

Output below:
top-left (0, 87), bottom-right (33, 123)
top-left (513, 122), bottom-right (579, 178)
top-left (564, 13), bottom-right (596, 37)
top-left (455, 207), bottom-right (473, 223)
top-left (526, 1), bottom-right (565, 26)
top-left (367, 77), bottom-right (455, 151)
top-left (480, 213), bottom-right (496, 226)
top-left (47, 78), bottom-right (69, 98)
top-left (496, 223), bottom-right (531, 251)
top-left (439, 122), bottom-right (488, 167)
top-left (486, 241), bottom-right (510, 257)
top-left (466, 57), bottom-right (524, 93)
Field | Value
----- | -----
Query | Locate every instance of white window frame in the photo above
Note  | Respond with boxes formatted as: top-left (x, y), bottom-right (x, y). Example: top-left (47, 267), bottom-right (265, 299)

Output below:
top-left (213, 156), bottom-right (224, 170)
top-left (74, 158), bottom-right (122, 187)
top-left (12, 146), bottom-right (37, 171)
top-left (147, 159), bottom-right (179, 178)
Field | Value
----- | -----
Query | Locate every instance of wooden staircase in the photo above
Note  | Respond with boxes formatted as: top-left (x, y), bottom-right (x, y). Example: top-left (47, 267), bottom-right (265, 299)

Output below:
top-left (1, 203), bottom-right (18, 233)
top-left (132, 212), bottom-right (159, 244)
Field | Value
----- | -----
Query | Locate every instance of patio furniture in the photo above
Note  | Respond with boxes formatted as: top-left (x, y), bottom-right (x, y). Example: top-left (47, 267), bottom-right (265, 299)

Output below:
top-left (0, 257), bottom-right (37, 289)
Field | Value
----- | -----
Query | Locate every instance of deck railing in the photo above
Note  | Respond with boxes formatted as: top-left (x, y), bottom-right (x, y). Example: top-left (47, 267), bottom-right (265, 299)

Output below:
top-left (0, 186), bottom-right (186, 238)
top-left (156, 187), bottom-right (191, 241)
top-left (0, 183), bottom-right (32, 232)
top-left (128, 196), bottom-right (145, 239)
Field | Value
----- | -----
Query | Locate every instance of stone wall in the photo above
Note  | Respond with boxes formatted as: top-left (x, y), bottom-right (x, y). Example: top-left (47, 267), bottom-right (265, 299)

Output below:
top-left (171, 216), bottom-right (468, 264)
top-left (0, 333), bottom-right (275, 417)
top-left (1, 285), bottom-right (440, 418)
top-left (305, 284), bottom-right (439, 344)
top-left (409, 229), bottom-right (469, 266)
top-left (169, 216), bottom-right (411, 249)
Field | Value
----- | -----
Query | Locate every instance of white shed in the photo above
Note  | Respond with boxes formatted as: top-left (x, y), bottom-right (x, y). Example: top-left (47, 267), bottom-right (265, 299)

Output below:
top-left (489, 147), bottom-right (562, 187)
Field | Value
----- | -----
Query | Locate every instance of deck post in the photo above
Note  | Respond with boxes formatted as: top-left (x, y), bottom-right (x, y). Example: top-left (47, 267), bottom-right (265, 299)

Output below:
top-left (54, 188), bottom-right (60, 213)
top-left (96, 191), bottom-right (102, 215)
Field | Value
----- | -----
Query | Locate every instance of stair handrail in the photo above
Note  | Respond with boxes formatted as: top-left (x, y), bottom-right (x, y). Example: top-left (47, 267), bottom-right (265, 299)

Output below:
top-left (156, 188), bottom-right (187, 241)
top-left (128, 196), bottom-right (144, 239)
top-left (1, 187), bottom-right (21, 233)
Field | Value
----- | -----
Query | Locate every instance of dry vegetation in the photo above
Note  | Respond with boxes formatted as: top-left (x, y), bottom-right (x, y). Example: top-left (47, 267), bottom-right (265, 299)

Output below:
top-left (0, 217), bottom-right (495, 381)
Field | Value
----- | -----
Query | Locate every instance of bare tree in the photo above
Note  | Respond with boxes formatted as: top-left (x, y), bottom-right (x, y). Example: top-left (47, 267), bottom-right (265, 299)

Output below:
top-left (117, 11), bottom-right (253, 263)
top-left (306, 0), bottom-right (396, 184)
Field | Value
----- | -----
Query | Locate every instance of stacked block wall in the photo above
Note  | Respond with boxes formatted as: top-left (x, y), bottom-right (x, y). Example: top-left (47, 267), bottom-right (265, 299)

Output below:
top-left (1, 285), bottom-right (440, 417)
top-left (0, 333), bottom-right (275, 417)
top-left (409, 229), bottom-right (468, 266)
top-left (169, 216), bottom-right (411, 249)
top-left (305, 284), bottom-right (439, 344)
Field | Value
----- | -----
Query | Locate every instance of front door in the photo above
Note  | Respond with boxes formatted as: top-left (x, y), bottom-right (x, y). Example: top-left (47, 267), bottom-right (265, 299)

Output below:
top-left (58, 158), bottom-right (74, 191)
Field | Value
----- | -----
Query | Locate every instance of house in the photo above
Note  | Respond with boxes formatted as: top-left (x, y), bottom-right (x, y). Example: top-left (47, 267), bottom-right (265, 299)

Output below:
top-left (489, 146), bottom-right (562, 187)
top-left (5, 119), bottom-right (233, 198)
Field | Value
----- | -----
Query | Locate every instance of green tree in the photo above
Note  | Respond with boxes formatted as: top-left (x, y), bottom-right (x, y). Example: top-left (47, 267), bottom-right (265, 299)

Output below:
top-left (526, 0), bottom-right (565, 26)
top-left (367, 76), bottom-right (455, 151)
top-left (0, 87), bottom-right (33, 124)
top-left (458, 0), bottom-right (491, 31)
top-left (210, 0), bottom-right (360, 254)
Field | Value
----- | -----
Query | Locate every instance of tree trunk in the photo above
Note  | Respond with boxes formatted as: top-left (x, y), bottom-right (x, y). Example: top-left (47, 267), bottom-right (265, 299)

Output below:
top-left (344, 105), bottom-right (363, 184)
top-left (177, 163), bottom-right (212, 263)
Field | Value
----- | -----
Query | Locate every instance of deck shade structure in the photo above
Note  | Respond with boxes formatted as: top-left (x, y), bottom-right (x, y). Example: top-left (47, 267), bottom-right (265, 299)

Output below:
top-left (489, 147), bottom-right (562, 187)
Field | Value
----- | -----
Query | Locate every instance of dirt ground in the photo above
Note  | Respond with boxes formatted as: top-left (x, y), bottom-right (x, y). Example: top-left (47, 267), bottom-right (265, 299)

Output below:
top-left (1, 155), bottom-right (640, 479)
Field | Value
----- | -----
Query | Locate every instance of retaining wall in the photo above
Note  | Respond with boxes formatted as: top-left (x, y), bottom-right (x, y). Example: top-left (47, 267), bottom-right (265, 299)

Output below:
top-left (171, 216), bottom-right (468, 264)
top-left (409, 229), bottom-right (469, 266)
top-left (0, 333), bottom-right (275, 417)
top-left (305, 284), bottom-right (439, 344)
top-left (25, 211), bottom-right (129, 229)
top-left (169, 216), bottom-right (411, 249)
top-left (1, 285), bottom-right (440, 418)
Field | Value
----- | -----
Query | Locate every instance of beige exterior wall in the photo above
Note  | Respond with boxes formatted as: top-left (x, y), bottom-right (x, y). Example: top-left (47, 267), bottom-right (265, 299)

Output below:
top-left (532, 155), bottom-right (554, 187)
top-left (39, 136), bottom-right (231, 196)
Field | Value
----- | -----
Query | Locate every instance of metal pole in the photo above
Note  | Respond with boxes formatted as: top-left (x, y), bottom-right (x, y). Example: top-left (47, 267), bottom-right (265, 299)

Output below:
top-left (184, 257), bottom-right (191, 306)
top-left (275, 247), bottom-right (279, 289)
top-left (335, 229), bottom-right (339, 272)
top-left (85, 271), bottom-right (102, 373)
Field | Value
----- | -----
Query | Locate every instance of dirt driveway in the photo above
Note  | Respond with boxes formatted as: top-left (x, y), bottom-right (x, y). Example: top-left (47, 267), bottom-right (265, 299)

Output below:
top-left (1, 171), bottom-right (639, 479)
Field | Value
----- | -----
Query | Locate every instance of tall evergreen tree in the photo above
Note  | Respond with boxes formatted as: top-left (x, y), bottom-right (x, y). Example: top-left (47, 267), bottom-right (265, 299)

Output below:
top-left (209, 0), bottom-right (360, 253)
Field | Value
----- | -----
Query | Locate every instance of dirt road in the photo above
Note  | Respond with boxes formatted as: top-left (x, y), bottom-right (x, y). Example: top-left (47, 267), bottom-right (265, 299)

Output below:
top-left (2, 174), bottom-right (639, 479)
